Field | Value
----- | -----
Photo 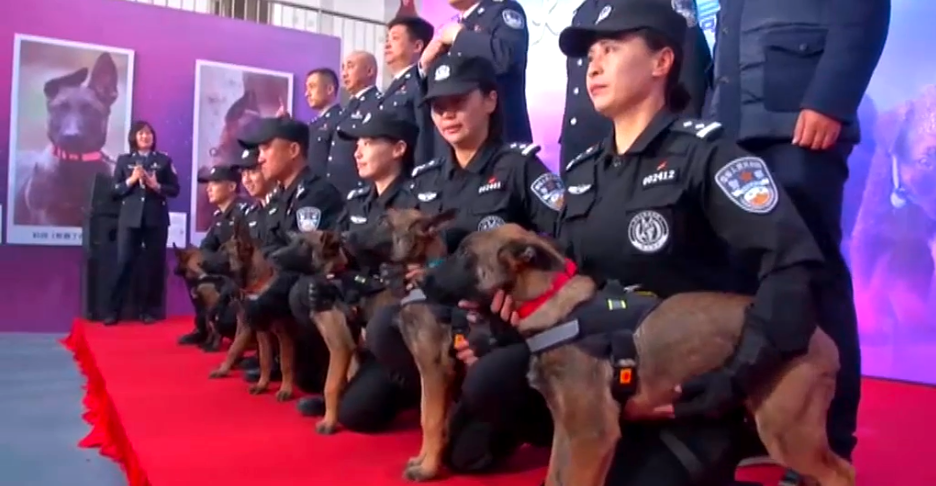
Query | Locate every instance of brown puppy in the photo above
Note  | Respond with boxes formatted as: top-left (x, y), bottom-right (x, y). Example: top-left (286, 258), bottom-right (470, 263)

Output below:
top-left (349, 208), bottom-right (460, 481)
top-left (434, 224), bottom-right (853, 486)
top-left (207, 221), bottom-right (297, 402)
top-left (171, 244), bottom-right (226, 351)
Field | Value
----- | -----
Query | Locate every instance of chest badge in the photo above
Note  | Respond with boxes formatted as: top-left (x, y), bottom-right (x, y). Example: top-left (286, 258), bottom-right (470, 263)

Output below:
top-left (568, 183), bottom-right (592, 195)
top-left (478, 178), bottom-right (503, 194)
top-left (642, 161), bottom-right (678, 188)
top-left (350, 215), bottom-right (368, 225)
top-left (714, 157), bottom-right (779, 214)
top-left (418, 192), bottom-right (438, 202)
top-left (478, 215), bottom-right (506, 231)
top-left (627, 210), bottom-right (669, 253)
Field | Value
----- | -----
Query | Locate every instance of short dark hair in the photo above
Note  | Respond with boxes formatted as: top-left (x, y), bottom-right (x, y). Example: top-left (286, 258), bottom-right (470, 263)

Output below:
top-left (387, 16), bottom-right (434, 50)
top-left (306, 68), bottom-right (339, 90)
top-left (636, 29), bottom-right (691, 113)
top-left (128, 120), bottom-right (157, 151)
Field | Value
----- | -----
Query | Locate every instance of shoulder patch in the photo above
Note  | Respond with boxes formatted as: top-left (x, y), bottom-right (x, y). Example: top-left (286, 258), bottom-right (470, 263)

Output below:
top-left (296, 206), bottom-right (322, 231)
top-left (714, 156), bottom-right (779, 214)
top-left (411, 159), bottom-right (441, 178)
top-left (672, 119), bottom-right (722, 140)
top-left (501, 9), bottom-right (525, 29)
top-left (565, 145), bottom-right (599, 172)
top-left (506, 142), bottom-right (541, 157)
top-left (530, 172), bottom-right (565, 211)
top-left (346, 187), bottom-right (369, 200)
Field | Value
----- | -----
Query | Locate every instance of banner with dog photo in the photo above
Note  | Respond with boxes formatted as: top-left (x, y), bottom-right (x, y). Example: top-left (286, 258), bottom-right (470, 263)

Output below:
top-left (190, 60), bottom-right (293, 246)
top-left (6, 34), bottom-right (135, 246)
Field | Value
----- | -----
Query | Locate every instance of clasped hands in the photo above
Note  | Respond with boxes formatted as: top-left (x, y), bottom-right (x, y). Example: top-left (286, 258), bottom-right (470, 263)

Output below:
top-left (127, 164), bottom-right (159, 190)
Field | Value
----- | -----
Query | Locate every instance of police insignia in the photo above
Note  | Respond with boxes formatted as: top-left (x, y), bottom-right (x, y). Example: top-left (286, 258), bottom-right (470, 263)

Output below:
top-left (296, 207), bottom-right (322, 231)
top-left (434, 65), bottom-right (450, 81)
top-left (627, 210), bottom-right (669, 253)
top-left (714, 157), bottom-right (779, 214)
top-left (596, 5), bottom-right (612, 23)
top-left (478, 215), bottom-right (506, 231)
top-left (530, 172), bottom-right (565, 211)
top-left (501, 9), bottom-right (524, 29)
top-left (350, 215), bottom-right (367, 225)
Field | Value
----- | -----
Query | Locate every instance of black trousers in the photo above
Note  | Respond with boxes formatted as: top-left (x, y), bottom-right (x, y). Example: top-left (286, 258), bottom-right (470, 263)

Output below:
top-left (109, 224), bottom-right (168, 317)
top-left (742, 140), bottom-right (861, 459)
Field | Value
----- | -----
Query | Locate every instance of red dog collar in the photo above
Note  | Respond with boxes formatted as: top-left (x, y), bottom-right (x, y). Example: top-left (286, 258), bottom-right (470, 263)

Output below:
top-left (515, 259), bottom-right (578, 319)
top-left (54, 147), bottom-right (104, 162)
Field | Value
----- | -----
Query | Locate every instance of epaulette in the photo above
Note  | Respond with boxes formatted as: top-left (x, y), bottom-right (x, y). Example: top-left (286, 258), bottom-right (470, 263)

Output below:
top-left (213, 209), bottom-right (221, 216)
top-left (565, 144), bottom-right (599, 172)
top-left (672, 119), bottom-right (723, 140)
top-left (411, 159), bottom-right (441, 178)
top-left (506, 142), bottom-right (541, 157)
top-left (237, 201), bottom-right (248, 211)
top-left (346, 187), bottom-right (369, 200)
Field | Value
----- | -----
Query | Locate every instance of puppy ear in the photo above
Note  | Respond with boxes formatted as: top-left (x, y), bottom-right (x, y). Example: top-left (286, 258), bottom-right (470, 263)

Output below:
top-left (420, 208), bottom-right (457, 236)
top-left (43, 68), bottom-right (89, 100)
top-left (498, 240), bottom-right (560, 272)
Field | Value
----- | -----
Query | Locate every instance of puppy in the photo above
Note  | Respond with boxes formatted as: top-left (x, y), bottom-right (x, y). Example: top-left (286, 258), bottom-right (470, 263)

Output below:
top-left (349, 208), bottom-right (461, 481)
top-left (171, 244), bottom-right (232, 351)
top-left (424, 224), bottom-right (853, 486)
top-left (208, 220), bottom-right (297, 402)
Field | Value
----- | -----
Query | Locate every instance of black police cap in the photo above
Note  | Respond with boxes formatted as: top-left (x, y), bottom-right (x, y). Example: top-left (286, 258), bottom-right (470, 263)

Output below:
top-left (558, 0), bottom-right (687, 58)
top-left (230, 148), bottom-right (260, 170)
top-left (421, 55), bottom-right (497, 105)
top-left (337, 110), bottom-right (418, 147)
top-left (238, 116), bottom-right (310, 154)
top-left (197, 165), bottom-right (240, 183)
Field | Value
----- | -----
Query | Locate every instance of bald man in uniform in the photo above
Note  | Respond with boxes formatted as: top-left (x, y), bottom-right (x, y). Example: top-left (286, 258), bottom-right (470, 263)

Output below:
top-left (327, 51), bottom-right (384, 195)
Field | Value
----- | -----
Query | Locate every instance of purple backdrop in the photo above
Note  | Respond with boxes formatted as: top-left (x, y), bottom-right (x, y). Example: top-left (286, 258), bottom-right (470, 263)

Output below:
top-left (0, 0), bottom-right (340, 332)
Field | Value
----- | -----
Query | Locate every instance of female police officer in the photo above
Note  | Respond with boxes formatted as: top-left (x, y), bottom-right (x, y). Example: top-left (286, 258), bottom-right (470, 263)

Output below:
top-left (453, 1), bottom-right (828, 485)
top-left (364, 54), bottom-right (563, 471)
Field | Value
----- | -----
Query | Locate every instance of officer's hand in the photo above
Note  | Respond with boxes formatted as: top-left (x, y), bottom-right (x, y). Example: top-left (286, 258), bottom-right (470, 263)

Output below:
top-left (419, 38), bottom-right (448, 72)
top-left (127, 165), bottom-right (145, 184)
top-left (439, 23), bottom-right (464, 45)
top-left (672, 372), bottom-right (739, 419)
top-left (275, 97), bottom-right (290, 118)
top-left (404, 263), bottom-right (426, 289)
top-left (793, 109), bottom-right (841, 151)
top-left (490, 290), bottom-right (520, 325)
top-left (454, 337), bottom-right (477, 366)
top-left (142, 171), bottom-right (159, 189)
top-left (623, 386), bottom-right (680, 420)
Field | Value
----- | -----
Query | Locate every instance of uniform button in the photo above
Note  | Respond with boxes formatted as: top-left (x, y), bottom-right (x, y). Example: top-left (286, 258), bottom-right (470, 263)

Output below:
top-left (798, 43), bottom-right (809, 52)
top-left (327, 172), bottom-right (332, 177)
top-left (570, 117), bottom-right (577, 126)
top-left (577, 59), bottom-right (583, 66)
top-left (573, 87), bottom-right (579, 95)
top-left (328, 156), bottom-right (333, 161)
top-left (721, 27), bottom-right (728, 35)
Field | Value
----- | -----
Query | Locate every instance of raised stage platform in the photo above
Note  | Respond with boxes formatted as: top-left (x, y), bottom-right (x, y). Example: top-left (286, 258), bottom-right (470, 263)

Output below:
top-left (64, 317), bottom-right (936, 486)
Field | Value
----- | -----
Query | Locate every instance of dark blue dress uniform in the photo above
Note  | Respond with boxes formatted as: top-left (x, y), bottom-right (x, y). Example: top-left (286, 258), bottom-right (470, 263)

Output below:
top-left (379, 65), bottom-right (435, 166)
top-left (558, 0), bottom-right (712, 177)
top-left (108, 150), bottom-right (180, 323)
top-left (709, 0), bottom-right (891, 460)
top-left (307, 104), bottom-right (343, 177)
top-left (327, 86), bottom-right (383, 196)
top-left (449, 0), bottom-right (532, 144)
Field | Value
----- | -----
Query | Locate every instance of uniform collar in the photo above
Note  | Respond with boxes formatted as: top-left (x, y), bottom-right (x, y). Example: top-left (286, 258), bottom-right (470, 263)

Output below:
top-left (601, 110), bottom-right (679, 163)
top-left (443, 140), bottom-right (501, 178)
top-left (281, 165), bottom-right (314, 200)
top-left (460, 1), bottom-right (483, 20)
top-left (393, 64), bottom-right (416, 80)
top-left (319, 104), bottom-right (341, 119)
top-left (371, 175), bottom-right (407, 208)
top-left (354, 85), bottom-right (377, 99)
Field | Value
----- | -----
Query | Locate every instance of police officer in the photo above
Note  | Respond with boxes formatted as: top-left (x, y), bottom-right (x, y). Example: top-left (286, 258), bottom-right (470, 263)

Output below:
top-left (328, 52), bottom-right (383, 196)
top-left (382, 15), bottom-right (436, 165)
top-left (234, 148), bottom-right (278, 242)
top-left (710, 0), bottom-right (891, 474)
top-left (420, 0), bottom-right (532, 144)
top-left (559, 0), bottom-right (712, 178)
top-left (304, 68), bottom-right (343, 176)
top-left (366, 55), bottom-right (562, 472)
top-left (294, 110), bottom-right (422, 425)
top-left (178, 164), bottom-right (247, 346)
top-left (454, 3), bottom-right (827, 484)
top-left (106, 121), bottom-right (180, 326)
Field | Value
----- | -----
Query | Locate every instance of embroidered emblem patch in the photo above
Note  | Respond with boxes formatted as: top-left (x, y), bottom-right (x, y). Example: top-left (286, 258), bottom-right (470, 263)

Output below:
top-left (530, 172), bottom-right (565, 211)
top-left (478, 215), bottom-right (506, 231)
top-left (596, 5), bottom-right (611, 23)
top-left (502, 9), bottom-right (524, 29)
top-left (627, 210), bottom-right (669, 253)
top-left (350, 215), bottom-right (368, 225)
top-left (418, 192), bottom-right (438, 202)
top-left (296, 207), bottom-right (322, 231)
top-left (568, 183), bottom-right (592, 195)
top-left (713, 157), bottom-right (779, 214)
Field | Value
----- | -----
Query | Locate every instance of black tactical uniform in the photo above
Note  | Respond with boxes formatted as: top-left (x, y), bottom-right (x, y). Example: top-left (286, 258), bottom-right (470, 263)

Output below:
top-left (107, 150), bottom-right (180, 324)
top-left (449, 0), bottom-right (532, 143)
top-left (307, 104), bottom-right (342, 177)
top-left (380, 65), bottom-right (435, 166)
top-left (365, 55), bottom-right (562, 470)
top-left (327, 86), bottom-right (383, 196)
top-left (558, 0), bottom-right (712, 177)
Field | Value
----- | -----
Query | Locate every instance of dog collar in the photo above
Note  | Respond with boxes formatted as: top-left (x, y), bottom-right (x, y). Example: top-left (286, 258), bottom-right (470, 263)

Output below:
top-left (427, 258), bottom-right (444, 268)
top-left (516, 259), bottom-right (578, 319)
top-left (53, 147), bottom-right (104, 162)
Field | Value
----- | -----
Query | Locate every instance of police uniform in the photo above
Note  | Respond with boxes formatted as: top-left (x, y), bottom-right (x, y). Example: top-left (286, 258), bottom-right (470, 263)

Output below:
top-left (365, 54), bottom-right (563, 470)
top-left (230, 148), bottom-right (274, 242)
top-left (380, 65), bottom-right (435, 166)
top-left (196, 166), bottom-right (249, 253)
top-left (710, 0), bottom-right (891, 461)
top-left (307, 104), bottom-right (343, 177)
top-left (558, 0), bottom-right (712, 177)
top-left (448, 0), bottom-right (532, 144)
top-left (327, 86), bottom-right (383, 196)
top-left (107, 150), bottom-right (180, 325)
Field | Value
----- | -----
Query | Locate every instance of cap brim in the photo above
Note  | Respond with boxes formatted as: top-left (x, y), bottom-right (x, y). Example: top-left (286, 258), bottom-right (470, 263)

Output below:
top-left (237, 122), bottom-right (277, 149)
top-left (336, 127), bottom-right (361, 141)
top-left (420, 81), bottom-right (480, 106)
top-left (559, 24), bottom-right (638, 58)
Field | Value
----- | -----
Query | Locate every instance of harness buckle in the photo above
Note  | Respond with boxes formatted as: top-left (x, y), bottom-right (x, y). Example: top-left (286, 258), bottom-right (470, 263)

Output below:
top-left (609, 330), bottom-right (639, 402)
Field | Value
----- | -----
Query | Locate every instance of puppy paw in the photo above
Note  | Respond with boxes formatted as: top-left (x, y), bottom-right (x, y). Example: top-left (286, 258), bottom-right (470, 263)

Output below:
top-left (405, 455), bottom-right (424, 468)
top-left (208, 369), bottom-right (229, 379)
top-left (402, 464), bottom-right (438, 482)
top-left (248, 383), bottom-right (268, 395)
top-left (315, 420), bottom-right (337, 435)
top-left (275, 388), bottom-right (294, 402)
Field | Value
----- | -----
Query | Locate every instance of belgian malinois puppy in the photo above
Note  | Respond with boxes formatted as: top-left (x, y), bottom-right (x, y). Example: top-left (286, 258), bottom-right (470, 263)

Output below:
top-left (207, 220), bottom-right (297, 402)
top-left (423, 224), bottom-right (853, 486)
top-left (349, 208), bottom-right (461, 481)
top-left (171, 244), bottom-right (230, 352)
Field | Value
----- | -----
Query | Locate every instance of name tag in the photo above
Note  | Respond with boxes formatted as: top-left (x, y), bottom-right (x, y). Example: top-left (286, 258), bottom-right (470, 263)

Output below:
top-left (642, 169), bottom-right (677, 188)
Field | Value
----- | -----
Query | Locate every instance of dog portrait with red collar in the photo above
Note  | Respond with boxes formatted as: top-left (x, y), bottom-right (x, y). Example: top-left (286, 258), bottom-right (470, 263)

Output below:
top-left (7, 34), bottom-right (135, 244)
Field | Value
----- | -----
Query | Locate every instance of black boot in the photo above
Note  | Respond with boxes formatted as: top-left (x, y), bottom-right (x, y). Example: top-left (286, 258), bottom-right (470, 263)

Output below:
top-left (178, 330), bottom-right (206, 345)
top-left (296, 396), bottom-right (326, 417)
top-left (243, 366), bottom-right (283, 383)
top-left (103, 315), bottom-right (119, 326)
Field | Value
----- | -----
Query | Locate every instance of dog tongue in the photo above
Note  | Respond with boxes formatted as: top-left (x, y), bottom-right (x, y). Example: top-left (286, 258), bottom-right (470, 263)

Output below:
top-left (515, 259), bottom-right (578, 319)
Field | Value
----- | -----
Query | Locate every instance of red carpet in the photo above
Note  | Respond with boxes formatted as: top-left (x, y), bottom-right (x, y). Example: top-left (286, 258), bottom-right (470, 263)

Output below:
top-left (64, 317), bottom-right (936, 486)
